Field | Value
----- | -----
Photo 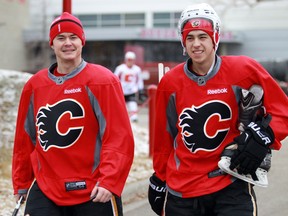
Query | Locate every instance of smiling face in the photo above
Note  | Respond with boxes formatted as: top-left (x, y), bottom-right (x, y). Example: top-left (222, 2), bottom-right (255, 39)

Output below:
top-left (185, 30), bottom-right (215, 74)
top-left (51, 32), bottom-right (83, 64)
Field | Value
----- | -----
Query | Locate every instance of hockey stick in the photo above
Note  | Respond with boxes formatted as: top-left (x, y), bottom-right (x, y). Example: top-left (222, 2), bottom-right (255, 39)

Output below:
top-left (158, 63), bottom-right (170, 82)
top-left (158, 63), bottom-right (164, 82)
top-left (12, 195), bottom-right (24, 216)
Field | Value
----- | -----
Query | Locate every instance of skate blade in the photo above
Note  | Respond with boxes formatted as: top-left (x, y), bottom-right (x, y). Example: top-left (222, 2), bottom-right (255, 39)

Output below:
top-left (218, 157), bottom-right (268, 187)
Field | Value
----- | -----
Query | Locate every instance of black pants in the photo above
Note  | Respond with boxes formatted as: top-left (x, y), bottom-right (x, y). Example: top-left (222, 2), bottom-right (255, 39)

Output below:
top-left (165, 180), bottom-right (257, 216)
top-left (25, 182), bottom-right (123, 216)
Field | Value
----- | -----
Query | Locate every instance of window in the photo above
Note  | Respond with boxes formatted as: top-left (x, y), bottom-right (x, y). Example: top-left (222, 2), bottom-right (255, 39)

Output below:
top-left (77, 13), bottom-right (145, 28)
top-left (124, 13), bottom-right (145, 27)
top-left (172, 12), bottom-right (181, 27)
top-left (78, 15), bottom-right (97, 27)
top-left (153, 12), bottom-right (181, 28)
top-left (101, 14), bottom-right (121, 27)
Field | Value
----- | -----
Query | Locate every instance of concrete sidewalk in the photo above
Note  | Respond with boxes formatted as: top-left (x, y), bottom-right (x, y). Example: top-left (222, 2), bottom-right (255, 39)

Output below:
top-left (122, 179), bottom-right (149, 213)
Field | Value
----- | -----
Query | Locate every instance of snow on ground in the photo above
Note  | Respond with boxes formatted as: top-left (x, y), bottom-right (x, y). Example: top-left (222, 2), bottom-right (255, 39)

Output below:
top-left (0, 69), bottom-right (153, 215)
top-left (127, 123), bottom-right (153, 184)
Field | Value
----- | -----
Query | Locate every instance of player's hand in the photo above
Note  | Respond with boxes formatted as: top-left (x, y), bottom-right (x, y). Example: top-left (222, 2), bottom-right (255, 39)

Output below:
top-left (230, 115), bottom-right (274, 180)
top-left (90, 185), bottom-right (112, 203)
top-left (148, 173), bottom-right (166, 215)
top-left (14, 194), bottom-right (26, 203)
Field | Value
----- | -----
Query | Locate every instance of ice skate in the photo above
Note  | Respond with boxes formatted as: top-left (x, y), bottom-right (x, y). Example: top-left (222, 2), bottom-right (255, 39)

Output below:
top-left (238, 84), bottom-right (264, 132)
top-left (218, 143), bottom-right (270, 187)
top-left (218, 84), bottom-right (270, 187)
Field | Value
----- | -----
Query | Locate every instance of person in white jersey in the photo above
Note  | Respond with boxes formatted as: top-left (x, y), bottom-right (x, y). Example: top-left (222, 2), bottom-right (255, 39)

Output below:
top-left (114, 51), bottom-right (144, 122)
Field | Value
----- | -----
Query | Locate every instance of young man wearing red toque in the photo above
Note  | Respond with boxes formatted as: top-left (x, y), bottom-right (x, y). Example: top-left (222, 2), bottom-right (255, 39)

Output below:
top-left (12, 12), bottom-right (134, 216)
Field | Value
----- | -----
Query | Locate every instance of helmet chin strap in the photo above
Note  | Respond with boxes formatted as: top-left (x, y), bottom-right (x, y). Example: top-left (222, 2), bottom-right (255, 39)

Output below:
top-left (182, 47), bottom-right (187, 56)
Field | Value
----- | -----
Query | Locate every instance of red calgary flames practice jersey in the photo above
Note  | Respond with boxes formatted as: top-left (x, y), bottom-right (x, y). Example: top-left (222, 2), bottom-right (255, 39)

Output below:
top-left (153, 55), bottom-right (288, 198)
top-left (12, 61), bottom-right (134, 205)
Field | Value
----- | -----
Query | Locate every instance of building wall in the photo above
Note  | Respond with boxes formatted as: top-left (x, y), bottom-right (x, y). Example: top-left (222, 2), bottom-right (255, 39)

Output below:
top-left (221, 0), bottom-right (288, 60)
top-left (222, 0), bottom-right (288, 31)
top-left (0, 0), bottom-right (29, 71)
top-left (12, 0), bottom-right (288, 73)
top-left (226, 29), bottom-right (288, 60)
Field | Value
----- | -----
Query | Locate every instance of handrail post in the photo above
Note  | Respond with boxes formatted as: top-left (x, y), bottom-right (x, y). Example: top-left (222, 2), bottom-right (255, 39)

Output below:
top-left (148, 85), bottom-right (157, 157)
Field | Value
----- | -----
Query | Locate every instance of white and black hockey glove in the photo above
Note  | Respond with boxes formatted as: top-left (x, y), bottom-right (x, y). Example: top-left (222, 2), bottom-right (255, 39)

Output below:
top-left (229, 115), bottom-right (275, 180)
top-left (148, 173), bottom-right (166, 215)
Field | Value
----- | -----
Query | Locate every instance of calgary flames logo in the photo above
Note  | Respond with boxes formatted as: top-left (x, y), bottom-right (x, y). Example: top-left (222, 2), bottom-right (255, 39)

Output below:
top-left (192, 20), bottom-right (200, 27)
top-left (179, 100), bottom-right (231, 153)
top-left (36, 99), bottom-right (84, 151)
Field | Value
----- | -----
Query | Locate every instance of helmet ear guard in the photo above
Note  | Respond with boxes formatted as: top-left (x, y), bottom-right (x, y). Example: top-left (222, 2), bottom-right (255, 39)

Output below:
top-left (178, 3), bottom-right (221, 54)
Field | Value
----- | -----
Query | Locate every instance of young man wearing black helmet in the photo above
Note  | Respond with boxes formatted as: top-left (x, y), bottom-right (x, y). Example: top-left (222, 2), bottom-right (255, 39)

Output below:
top-left (148, 3), bottom-right (288, 216)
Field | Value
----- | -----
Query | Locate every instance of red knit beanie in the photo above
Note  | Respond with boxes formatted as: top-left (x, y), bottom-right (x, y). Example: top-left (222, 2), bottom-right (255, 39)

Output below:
top-left (182, 18), bottom-right (214, 47)
top-left (49, 12), bottom-right (85, 45)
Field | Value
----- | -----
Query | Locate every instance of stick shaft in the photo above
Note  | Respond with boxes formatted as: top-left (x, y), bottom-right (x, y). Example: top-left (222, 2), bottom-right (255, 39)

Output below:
top-left (12, 196), bottom-right (24, 216)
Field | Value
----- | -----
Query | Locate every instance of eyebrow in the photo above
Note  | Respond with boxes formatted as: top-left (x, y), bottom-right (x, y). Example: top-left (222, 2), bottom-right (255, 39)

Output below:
top-left (187, 32), bottom-right (208, 37)
top-left (56, 33), bottom-right (77, 37)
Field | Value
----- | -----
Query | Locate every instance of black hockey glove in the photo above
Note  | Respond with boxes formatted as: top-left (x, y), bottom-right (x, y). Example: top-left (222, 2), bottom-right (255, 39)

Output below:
top-left (229, 115), bottom-right (275, 180)
top-left (148, 173), bottom-right (166, 215)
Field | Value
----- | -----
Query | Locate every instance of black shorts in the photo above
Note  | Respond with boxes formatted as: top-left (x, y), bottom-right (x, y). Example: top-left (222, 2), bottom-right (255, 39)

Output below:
top-left (25, 181), bottom-right (123, 216)
top-left (124, 93), bottom-right (136, 102)
top-left (165, 180), bottom-right (257, 216)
